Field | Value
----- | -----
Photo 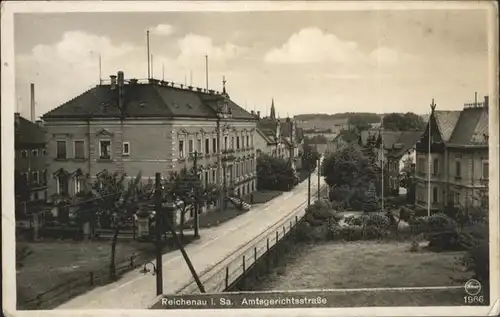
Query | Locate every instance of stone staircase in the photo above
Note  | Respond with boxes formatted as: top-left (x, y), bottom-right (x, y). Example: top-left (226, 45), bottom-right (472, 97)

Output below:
top-left (227, 196), bottom-right (251, 211)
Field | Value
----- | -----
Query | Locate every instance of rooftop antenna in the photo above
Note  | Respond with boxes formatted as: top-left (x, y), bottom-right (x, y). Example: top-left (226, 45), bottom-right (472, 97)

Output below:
top-left (151, 54), bottom-right (154, 78)
top-left (184, 74), bottom-right (187, 87)
top-left (190, 70), bottom-right (193, 86)
top-left (98, 54), bottom-right (102, 84)
top-left (146, 30), bottom-right (151, 79)
top-left (205, 54), bottom-right (209, 90)
top-left (162, 63), bottom-right (165, 81)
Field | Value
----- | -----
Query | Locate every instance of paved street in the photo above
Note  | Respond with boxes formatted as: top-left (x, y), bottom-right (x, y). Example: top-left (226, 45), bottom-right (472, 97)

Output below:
top-left (56, 172), bottom-right (321, 310)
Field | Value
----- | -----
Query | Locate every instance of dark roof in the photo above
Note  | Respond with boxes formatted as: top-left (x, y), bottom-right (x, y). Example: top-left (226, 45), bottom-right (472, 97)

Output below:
top-left (434, 110), bottom-right (461, 142)
top-left (256, 128), bottom-right (275, 144)
top-left (448, 107), bottom-right (488, 145)
top-left (386, 131), bottom-right (423, 157)
top-left (15, 114), bottom-right (45, 146)
top-left (42, 81), bottom-right (256, 121)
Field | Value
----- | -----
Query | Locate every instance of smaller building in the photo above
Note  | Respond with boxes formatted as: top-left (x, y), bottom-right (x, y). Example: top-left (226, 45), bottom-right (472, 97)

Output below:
top-left (365, 130), bottom-right (422, 196)
top-left (326, 129), bottom-right (358, 154)
top-left (15, 113), bottom-right (48, 204)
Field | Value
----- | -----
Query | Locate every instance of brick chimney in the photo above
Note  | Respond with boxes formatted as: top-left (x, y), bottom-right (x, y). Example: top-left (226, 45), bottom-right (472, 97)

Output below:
top-left (256, 111), bottom-right (261, 119)
top-left (14, 112), bottom-right (20, 128)
top-left (110, 75), bottom-right (117, 90)
top-left (484, 95), bottom-right (489, 109)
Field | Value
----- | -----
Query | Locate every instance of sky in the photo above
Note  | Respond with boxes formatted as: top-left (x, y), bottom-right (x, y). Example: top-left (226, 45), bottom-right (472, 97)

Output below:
top-left (14, 6), bottom-right (494, 120)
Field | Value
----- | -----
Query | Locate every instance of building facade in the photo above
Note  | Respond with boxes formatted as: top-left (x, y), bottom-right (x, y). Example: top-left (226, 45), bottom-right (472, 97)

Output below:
top-left (41, 72), bottom-right (258, 202)
top-left (15, 113), bottom-right (48, 203)
top-left (414, 97), bottom-right (489, 211)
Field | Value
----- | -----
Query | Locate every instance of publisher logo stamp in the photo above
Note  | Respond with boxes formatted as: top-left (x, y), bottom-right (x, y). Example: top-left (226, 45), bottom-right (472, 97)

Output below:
top-left (464, 279), bottom-right (482, 296)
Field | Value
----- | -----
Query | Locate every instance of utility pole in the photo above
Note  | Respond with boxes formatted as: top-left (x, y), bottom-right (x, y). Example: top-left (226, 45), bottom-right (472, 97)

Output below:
top-left (307, 152), bottom-right (312, 207)
top-left (154, 172), bottom-right (163, 296)
top-left (317, 156), bottom-right (321, 200)
top-left (191, 151), bottom-right (201, 239)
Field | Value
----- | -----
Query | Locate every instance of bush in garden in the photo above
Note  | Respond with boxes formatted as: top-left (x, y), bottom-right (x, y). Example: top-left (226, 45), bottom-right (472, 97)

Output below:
top-left (362, 182), bottom-right (380, 212)
top-left (461, 240), bottom-right (489, 290)
top-left (399, 207), bottom-right (415, 223)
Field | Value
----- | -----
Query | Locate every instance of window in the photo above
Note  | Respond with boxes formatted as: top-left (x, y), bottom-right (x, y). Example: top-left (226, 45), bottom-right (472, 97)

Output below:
top-left (205, 138), bottom-right (210, 154)
top-left (122, 142), bottom-right (130, 156)
top-left (32, 171), bottom-right (39, 185)
top-left (454, 191), bottom-right (460, 206)
top-left (42, 148), bottom-right (47, 156)
top-left (74, 176), bottom-right (84, 194)
top-left (212, 138), bottom-right (217, 153)
top-left (242, 135), bottom-right (245, 148)
top-left (212, 170), bottom-right (216, 183)
top-left (57, 174), bottom-right (69, 195)
top-left (432, 187), bottom-right (438, 203)
top-left (224, 137), bottom-right (228, 150)
top-left (482, 160), bottom-right (489, 179)
top-left (188, 139), bottom-right (194, 153)
top-left (197, 139), bottom-right (202, 152)
top-left (204, 171), bottom-right (209, 187)
top-left (246, 136), bottom-right (250, 148)
top-left (99, 140), bottom-right (111, 159)
top-left (455, 160), bottom-right (461, 178)
top-left (56, 141), bottom-right (67, 159)
top-left (417, 157), bottom-right (425, 174)
top-left (42, 170), bottom-right (47, 185)
top-left (433, 158), bottom-right (439, 175)
top-left (231, 137), bottom-right (235, 149)
top-left (74, 140), bottom-right (85, 159)
top-left (179, 140), bottom-right (185, 158)
top-left (21, 150), bottom-right (28, 158)
top-left (236, 137), bottom-right (240, 149)
top-left (32, 149), bottom-right (38, 157)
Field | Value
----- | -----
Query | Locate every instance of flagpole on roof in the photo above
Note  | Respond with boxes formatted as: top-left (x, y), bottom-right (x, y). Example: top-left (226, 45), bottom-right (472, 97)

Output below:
top-left (147, 30), bottom-right (151, 79)
top-left (380, 113), bottom-right (384, 213)
top-left (427, 99), bottom-right (435, 217)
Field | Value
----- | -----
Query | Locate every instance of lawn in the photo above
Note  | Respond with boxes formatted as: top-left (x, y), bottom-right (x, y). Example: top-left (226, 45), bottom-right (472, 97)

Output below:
top-left (16, 236), bottom-right (196, 309)
top-left (246, 240), bottom-right (472, 306)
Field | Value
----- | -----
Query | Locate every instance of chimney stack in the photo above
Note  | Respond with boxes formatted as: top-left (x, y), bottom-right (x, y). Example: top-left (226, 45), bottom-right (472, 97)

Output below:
top-left (110, 75), bottom-right (117, 90)
top-left (30, 83), bottom-right (35, 122)
top-left (35, 119), bottom-right (44, 128)
top-left (256, 111), bottom-right (261, 119)
top-left (251, 110), bottom-right (255, 116)
top-left (14, 112), bottom-right (20, 128)
top-left (484, 95), bottom-right (489, 109)
top-left (117, 71), bottom-right (124, 87)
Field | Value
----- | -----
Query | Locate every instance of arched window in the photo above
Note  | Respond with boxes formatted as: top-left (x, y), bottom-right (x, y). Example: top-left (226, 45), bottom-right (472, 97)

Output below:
top-left (57, 174), bottom-right (69, 195)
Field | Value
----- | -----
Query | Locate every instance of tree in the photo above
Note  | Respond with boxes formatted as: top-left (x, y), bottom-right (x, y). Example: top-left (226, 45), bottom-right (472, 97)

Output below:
top-left (257, 154), bottom-right (295, 191)
top-left (301, 142), bottom-right (320, 172)
top-left (399, 157), bottom-right (416, 203)
top-left (362, 182), bottom-right (380, 212)
top-left (90, 170), bottom-right (143, 280)
top-left (162, 168), bottom-right (202, 242)
top-left (323, 144), bottom-right (379, 190)
top-left (382, 112), bottom-right (425, 131)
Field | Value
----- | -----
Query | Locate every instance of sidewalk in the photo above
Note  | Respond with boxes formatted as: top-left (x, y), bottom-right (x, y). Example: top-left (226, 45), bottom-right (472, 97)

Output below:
top-left (56, 174), bottom-right (320, 310)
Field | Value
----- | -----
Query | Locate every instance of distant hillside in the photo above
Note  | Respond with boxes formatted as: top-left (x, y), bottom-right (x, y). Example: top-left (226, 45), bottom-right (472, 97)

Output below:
top-left (294, 112), bottom-right (380, 123)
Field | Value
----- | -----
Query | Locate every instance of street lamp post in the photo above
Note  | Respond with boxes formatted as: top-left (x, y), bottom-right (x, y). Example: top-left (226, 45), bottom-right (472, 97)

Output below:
top-left (154, 172), bottom-right (163, 296)
top-left (190, 151), bottom-right (202, 239)
top-left (306, 151), bottom-right (312, 207)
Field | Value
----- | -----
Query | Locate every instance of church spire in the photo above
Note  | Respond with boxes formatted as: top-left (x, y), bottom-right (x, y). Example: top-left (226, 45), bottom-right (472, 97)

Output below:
top-left (270, 98), bottom-right (276, 120)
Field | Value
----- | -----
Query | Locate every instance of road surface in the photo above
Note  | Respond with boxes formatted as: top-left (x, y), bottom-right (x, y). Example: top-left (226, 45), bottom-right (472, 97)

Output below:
top-left (56, 172), bottom-right (322, 309)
